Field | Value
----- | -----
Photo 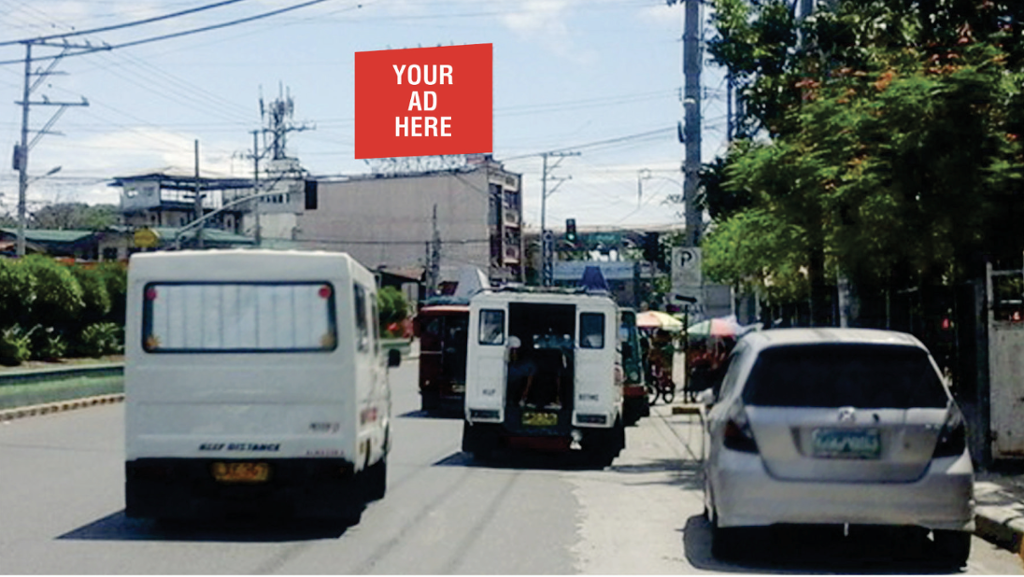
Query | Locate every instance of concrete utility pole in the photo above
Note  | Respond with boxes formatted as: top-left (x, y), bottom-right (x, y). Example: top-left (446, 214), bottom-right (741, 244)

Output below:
top-left (681, 0), bottom-right (702, 248)
top-left (13, 41), bottom-right (89, 257)
top-left (193, 139), bottom-right (204, 249)
top-left (250, 130), bottom-right (262, 246)
top-left (539, 150), bottom-right (579, 286)
top-left (425, 204), bottom-right (441, 296)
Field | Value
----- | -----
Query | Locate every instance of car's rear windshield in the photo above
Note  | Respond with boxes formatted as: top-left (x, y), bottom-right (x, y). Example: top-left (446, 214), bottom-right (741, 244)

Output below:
top-left (741, 344), bottom-right (948, 408)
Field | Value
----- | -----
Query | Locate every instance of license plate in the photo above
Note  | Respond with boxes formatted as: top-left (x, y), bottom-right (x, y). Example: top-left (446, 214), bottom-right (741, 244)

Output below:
top-left (812, 428), bottom-right (881, 459)
top-left (522, 411), bottom-right (558, 427)
top-left (211, 462), bottom-right (271, 483)
top-left (451, 383), bottom-right (466, 393)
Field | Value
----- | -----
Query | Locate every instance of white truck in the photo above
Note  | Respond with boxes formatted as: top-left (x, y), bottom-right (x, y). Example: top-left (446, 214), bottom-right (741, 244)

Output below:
top-left (461, 289), bottom-right (625, 466)
top-left (124, 250), bottom-right (398, 521)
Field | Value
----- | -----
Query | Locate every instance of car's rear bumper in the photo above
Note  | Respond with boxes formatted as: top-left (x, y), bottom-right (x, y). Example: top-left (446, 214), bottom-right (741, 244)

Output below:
top-left (712, 449), bottom-right (975, 532)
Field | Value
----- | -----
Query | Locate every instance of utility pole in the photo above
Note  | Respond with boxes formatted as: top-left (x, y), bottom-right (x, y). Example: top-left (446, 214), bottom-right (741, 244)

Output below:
top-left (539, 150), bottom-right (579, 286)
top-left (426, 204), bottom-right (441, 296)
top-left (681, 0), bottom-right (702, 248)
top-left (250, 129), bottom-right (262, 247)
top-left (194, 139), bottom-right (204, 249)
top-left (14, 41), bottom-right (89, 257)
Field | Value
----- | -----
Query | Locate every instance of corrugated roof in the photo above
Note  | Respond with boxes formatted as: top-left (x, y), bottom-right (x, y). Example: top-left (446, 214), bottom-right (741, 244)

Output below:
top-left (0, 228), bottom-right (96, 243)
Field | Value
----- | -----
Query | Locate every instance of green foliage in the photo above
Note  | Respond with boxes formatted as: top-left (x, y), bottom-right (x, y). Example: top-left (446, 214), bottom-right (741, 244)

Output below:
top-left (94, 262), bottom-right (127, 325)
top-left (703, 0), bottom-right (1024, 307)
top-left (19, 256), bottom-right (84, 329)
top-left (377, 286), bottom-right (409, 328)
top-left (0, 258), bottom-right (36, 325)
top-left (30, 326), bottom-right (67, 361)
top-left (0, 325), bottom-right (31, 366)
top-left (31, 202), bottom-right (118, 231)
top-left (70, 266), bottom-right (111, 325)
top-left (77, 322), bottom-right (123, 358)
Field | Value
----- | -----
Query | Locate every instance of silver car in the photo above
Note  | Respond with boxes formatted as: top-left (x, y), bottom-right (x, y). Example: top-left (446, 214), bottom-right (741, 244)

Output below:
top-left (702, 328), bottom-right (974, 566)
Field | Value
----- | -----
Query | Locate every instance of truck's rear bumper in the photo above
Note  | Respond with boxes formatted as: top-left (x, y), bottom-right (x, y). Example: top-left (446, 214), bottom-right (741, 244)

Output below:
top-left (125, 458), bottom-right (360, 520)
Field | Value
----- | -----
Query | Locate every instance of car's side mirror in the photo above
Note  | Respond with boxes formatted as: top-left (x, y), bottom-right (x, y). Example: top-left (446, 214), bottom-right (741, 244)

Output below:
top-left (696, 388), bottom-right (716, 407)
top-left (387, 348), bottom-right (402, 368)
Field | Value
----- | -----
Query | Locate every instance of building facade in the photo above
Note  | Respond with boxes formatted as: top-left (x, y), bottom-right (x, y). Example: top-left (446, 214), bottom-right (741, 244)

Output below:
top-left (294, 161), bottom-right (523, 285)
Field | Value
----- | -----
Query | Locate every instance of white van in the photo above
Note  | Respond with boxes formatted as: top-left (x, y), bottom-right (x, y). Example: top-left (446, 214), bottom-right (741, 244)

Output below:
top-left (462, 289), bottom-right (625, 466)
top-left (124, 250), bottom-right (398, 521)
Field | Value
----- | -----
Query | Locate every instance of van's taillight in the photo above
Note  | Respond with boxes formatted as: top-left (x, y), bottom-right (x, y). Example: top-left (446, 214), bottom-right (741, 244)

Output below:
top-left (933, 405), bottom-right (967, 458)
top-left (723, 417), bottom-right (758, 453)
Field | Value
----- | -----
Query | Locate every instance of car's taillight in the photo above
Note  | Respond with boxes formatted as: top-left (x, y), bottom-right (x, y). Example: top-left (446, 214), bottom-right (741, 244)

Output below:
top-left (723, 416), bottom-right (758, 453)
top-left (933, 405), bottom-right (967, 458)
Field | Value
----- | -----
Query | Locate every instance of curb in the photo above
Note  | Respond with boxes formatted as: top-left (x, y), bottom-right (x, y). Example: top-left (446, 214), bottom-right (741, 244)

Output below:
top-left (974, 506), bottom-right (1024, 557)
top-left (0, 394), bottom-right (125, 422)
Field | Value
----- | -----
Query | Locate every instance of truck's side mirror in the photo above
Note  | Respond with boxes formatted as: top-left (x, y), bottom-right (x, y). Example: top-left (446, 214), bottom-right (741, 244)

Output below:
top-left (387, 348), bottom-right (402, 368)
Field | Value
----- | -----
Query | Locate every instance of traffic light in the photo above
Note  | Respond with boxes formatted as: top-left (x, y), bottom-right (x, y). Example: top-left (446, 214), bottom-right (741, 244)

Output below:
top-left (642, 232), bottom-right (659, 263)
top-left (565, 218), bottom-right (577, 244)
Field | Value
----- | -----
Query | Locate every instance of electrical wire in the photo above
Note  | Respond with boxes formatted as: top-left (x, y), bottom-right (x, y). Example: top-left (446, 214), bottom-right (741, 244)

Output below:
top-left (0, 0), bottom-right (254, 46)
top-left (0, 0), bottom-right (337, 66)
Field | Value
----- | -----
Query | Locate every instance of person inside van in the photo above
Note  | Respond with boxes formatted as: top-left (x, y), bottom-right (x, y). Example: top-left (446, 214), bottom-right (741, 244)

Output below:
top-left (507, 336), bottom-right (539, 407)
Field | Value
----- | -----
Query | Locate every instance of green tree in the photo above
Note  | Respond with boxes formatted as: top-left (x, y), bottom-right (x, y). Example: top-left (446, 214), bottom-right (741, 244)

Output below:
top-left (20, 255), bottom-right (85, 329)
top-left (703, 0), bottom-right (1024, 322)
top-left (377, 286), bottom-right (409, 330)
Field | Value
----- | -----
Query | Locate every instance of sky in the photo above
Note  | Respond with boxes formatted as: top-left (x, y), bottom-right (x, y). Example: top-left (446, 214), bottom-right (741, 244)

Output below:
top-left (0, 0), bottom-right (730, 231)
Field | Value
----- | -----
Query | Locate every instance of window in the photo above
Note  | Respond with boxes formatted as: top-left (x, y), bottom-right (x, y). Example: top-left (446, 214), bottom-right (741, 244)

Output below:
top-left (580, 313), bottom-right (605, 349)
top-left (354, 284), bottom-right (370, 353)
top-left (370, 297), bottom-right (381, 355)
top-left (305, 180), bottom-right (318, 210)
top-left (102, 247), bottom-right (119, 261)
top-left (142, 282), bottom-right (337, 353)
top-left (742, 345), bottom-right (949, 409)
top-left (478, 309), bottom-right (505, 345)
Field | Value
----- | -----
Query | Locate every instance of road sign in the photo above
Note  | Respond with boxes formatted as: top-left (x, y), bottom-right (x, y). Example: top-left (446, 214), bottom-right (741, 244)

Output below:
top-left (671, 247), bottom-right (701, 291)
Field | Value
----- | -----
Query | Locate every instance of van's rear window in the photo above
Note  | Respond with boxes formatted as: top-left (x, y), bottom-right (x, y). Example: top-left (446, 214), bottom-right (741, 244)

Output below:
top-left (142, 282), bottom-right (337, 353)
top-left (741, 344), bottom-right (949, 409)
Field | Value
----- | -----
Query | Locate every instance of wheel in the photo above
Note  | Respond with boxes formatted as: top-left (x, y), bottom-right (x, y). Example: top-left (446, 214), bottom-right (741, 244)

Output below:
top-left (646, 383), bottom-right (660, 406)
top-left (661, 382), bottom-right (675, 404)
top-left (420, 391), bottom-right (440, 413)
top-left (363, 457), bottom-right (387, 501)
top-left (710, 514), bottom-right (743, 561)
top-left (932, 529), bottom-right (971, 568)
top-left (462, 421), bottom-right (496, 461)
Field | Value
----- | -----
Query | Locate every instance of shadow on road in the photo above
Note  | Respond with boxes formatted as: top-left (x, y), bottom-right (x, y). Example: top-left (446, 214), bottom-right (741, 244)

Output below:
top-left (681, 515), bottom-right (964, 575)
top-left (57, 510), bottom-right (352, 543)
top-left (397, 409), bottom-right (462, 420)
top-left (432, 449), bottom-right (614, 471)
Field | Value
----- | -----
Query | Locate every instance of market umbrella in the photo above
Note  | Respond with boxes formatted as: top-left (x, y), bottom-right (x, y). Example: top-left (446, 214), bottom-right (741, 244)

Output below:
top-left (686, 316), bottom-right (743, 338)
top-left (636, 311), bottom-right (684, 331)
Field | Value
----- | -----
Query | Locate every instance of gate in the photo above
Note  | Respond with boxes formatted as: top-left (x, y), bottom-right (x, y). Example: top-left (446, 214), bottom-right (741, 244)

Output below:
top-left (987, 261), bottom-right (1024, 459)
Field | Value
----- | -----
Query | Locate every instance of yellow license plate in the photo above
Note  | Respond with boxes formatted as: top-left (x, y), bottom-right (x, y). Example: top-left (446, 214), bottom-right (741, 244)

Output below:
top-left (522, 412), bottom-right (558, 427)
top-left (211, 462), bottom-right (271, 483)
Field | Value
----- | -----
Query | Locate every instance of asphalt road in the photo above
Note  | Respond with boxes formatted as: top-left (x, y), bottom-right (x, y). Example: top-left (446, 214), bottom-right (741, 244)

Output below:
top-left (1, 361), bottom-right (1022, 574)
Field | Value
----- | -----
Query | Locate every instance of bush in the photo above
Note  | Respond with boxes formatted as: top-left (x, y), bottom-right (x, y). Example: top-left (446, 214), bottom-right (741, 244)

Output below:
top-left (0, 258), bottom-right (36, 325)
top-left (0, 325), bottom-right (32, 366)
top-left (95, 262), bottom-right (127, 325)
top-left (70, 265), bottom-right (112, 325)
top-left (77, 322), bottom-right (123, 358)
top-left (20, 256), bottom-right (84, 329)
top-left (30, 326), bottom-right (67, 361)
top-left (377, 286), bottom-right (409, 328)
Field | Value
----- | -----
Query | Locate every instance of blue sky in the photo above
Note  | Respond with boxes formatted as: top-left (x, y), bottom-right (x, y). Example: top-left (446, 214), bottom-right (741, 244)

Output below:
top-left (0, 0), bottom-right (730, 229)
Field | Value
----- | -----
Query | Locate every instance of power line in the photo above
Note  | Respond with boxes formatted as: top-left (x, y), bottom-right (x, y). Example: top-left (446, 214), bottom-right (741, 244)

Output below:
top-left (0, 0), bottom-right (338, 66)
top-left (0, 0), bottom-right (254, 47)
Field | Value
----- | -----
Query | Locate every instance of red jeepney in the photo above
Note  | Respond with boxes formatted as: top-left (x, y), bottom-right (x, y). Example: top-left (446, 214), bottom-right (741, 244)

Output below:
top-left (413, 304), bottom-right (470, 413)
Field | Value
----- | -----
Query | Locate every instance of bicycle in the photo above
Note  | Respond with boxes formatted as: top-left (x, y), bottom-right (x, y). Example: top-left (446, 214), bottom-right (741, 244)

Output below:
top-left (645, 362), bottom-right (675, 405)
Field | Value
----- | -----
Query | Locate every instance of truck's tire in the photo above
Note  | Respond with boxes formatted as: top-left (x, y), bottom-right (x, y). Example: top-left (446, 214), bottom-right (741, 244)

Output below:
top-left (462, 421), bottom-right (496, 461)
top-left (420, 391), bottom-right (440, 413)
top-left (364, 457), bottom-right (387, 502)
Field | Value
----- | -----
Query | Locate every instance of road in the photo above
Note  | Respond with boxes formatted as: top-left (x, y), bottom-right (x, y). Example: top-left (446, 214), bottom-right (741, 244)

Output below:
top-left (1, 361), bottom-right (1022, 574)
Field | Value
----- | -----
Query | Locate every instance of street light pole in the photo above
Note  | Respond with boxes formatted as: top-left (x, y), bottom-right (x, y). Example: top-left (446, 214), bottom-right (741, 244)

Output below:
top-left (15, 43), bottom-right (31, 258)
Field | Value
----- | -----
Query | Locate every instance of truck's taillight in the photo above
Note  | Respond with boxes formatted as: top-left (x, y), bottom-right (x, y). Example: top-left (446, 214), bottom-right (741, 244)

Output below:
top-left (723, 416), bottom-right (758, 453)
top-left (933, 405), bottom-right (967, 458)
